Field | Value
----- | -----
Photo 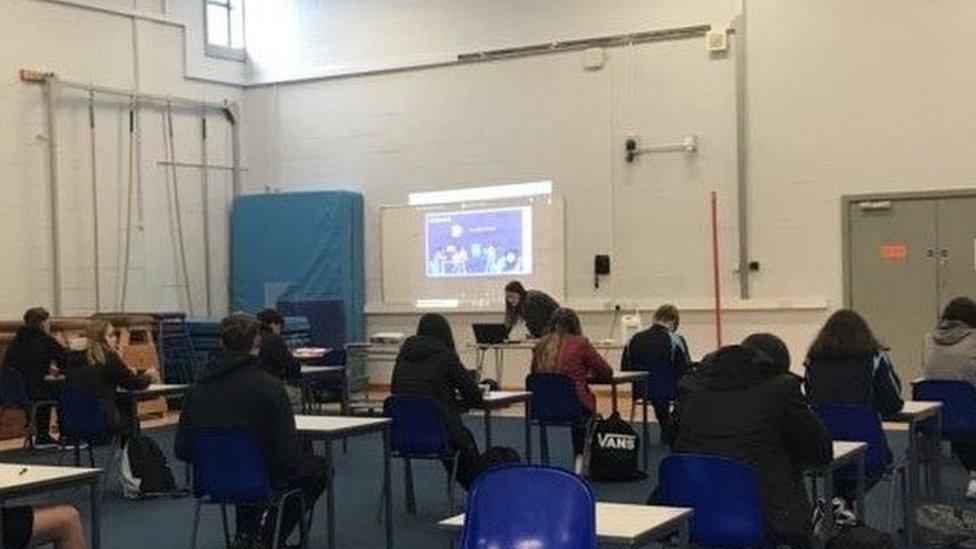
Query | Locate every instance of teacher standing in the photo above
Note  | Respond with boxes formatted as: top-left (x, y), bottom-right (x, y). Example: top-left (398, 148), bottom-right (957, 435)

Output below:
top-left (504, 281), bottom-right (560, 339)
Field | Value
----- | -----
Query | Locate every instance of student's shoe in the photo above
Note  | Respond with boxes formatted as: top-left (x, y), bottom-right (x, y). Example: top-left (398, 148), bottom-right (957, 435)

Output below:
top-left (31, 434), bottom-right (59, 449)
top-left (966, 478), bottom-right (976, 500)
top-left (832, 497), bottom-right (858, 526)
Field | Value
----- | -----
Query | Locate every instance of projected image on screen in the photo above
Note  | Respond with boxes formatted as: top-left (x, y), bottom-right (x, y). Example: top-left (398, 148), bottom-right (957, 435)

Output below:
top-left (426, 207), bottom-right (532, 278)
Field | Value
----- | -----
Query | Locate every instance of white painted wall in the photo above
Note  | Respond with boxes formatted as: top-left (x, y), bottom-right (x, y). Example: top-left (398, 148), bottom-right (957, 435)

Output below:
top-left (0, 0), bottom-right (243, 317)
top-left (240, 0), bottom-right (976, 386)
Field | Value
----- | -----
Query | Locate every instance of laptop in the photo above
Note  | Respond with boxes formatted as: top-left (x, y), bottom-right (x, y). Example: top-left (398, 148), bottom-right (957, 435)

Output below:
top-left (473, 323), bottom-right (509, 345)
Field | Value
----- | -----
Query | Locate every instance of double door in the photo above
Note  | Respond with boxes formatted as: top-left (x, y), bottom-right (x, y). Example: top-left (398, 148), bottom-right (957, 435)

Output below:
top-left (847, 194), bottom-right (976, 384)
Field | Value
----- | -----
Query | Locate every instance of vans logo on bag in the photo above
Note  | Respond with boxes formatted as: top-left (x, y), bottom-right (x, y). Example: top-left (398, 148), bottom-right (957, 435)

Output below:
top-left (597, 433), bottom-right (636, 450)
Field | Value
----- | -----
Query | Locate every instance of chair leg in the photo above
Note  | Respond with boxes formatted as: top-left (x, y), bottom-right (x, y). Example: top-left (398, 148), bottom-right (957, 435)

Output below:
top-left (272, 500), bottom-right (287, 549)
top-left (74, 444), bottom-right (80, 467)
top-left (220, 505), bottom-right (230, 548)
top-left (297, 494), bottom-right (310, 549)
top-left (540, 425), bottom-right (550, 466)
top-left (190, 499), bottom-right (203, 549)
top-left (404, 458), bottom-right (417, 514)
top-left (25, 404), bottom-right (37, 449)
top-left (87, 445), bottom-right (95, 468)
top-left (447, 453), bottom-right (459, 513)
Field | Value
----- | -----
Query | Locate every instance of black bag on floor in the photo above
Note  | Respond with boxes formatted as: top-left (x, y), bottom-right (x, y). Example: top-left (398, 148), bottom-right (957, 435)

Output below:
top-left (586, 412), bottom-right (646, 482)
top-left (120, 433), bottom-right (178, 498)
top-left (479, 446), bottom-right (521, 470)
top-left (826, 524), bottom-right (895, 549)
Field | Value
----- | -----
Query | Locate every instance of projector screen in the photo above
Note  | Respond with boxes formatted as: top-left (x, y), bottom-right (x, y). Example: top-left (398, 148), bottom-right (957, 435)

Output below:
top-left (425, 207), bottom-right (532, 278)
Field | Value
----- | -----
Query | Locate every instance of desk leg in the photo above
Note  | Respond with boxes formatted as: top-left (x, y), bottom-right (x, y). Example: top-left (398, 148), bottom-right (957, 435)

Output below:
top-left (383, 427), bottom-right (394, 549)
top-left (325, 439), bottom-right (336, 549)
top-left (524, 399), bottom-right (532, 463)
top-left (641, 398), bottom-right (649, 472)
top-left (341, 371), bottom-right (350, 416)
top-left (677, 520), bottom-right (690, 548)
top-left (855, 451), bottom-right (866, 522)
top-left (475, 348), bottom-right (486, 376)
top-left (483, 409), bottom-right (493, 449)
top-left (610, 383), bottom-right (619, 414)
top-left (129, 397), bottom-right (141, 435)
top-left (906, 420), bottom-right (919, 546)
top-left (930, 410), bottom-right (943, 502)
top-left (90, 477), bottom-right (101, 549)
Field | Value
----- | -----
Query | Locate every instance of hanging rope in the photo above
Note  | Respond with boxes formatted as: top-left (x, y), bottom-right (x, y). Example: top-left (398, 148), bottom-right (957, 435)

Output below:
top-left (119, 98), bottom-right (137, 310)
top-left (164, 102), bottom-right (194, 314)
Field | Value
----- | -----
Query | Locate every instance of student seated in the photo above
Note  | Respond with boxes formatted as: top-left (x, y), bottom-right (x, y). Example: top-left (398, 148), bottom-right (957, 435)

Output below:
top-left (2, 307), bottom-right (68, 447)
top-left (504, 280), bottom-right (560, 339)
top-left (922, 296), bottom-right (976, 498)
top-left (64, 320), bottom-right (157, 439)
top-left (391, 313), bottom-right (484, 489)
top-left (531, 308), bottom-right (613, 472)
top-left (175, 313), bottom-right (327, 546)
top-left (804, 309), bottom-right (902, 516)
top-left (670, 333), bottom-right (832, 548)
top-left (3, 503), bottom-right (87, 549)
top-left (620, 304), bottom-right (690, 443)
top-left (256, 309), bottom-right (303, 407)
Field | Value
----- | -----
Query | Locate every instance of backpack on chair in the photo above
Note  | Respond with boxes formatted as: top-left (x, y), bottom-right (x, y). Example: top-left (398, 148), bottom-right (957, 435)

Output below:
top-left (585, 412), bottom-right (646, 482)
top-left (119, 433), bottom-right (179, 499)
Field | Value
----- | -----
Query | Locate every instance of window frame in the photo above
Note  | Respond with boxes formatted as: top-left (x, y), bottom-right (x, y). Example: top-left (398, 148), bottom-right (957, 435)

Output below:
top-left (204, 0), bottom-right (246, 62)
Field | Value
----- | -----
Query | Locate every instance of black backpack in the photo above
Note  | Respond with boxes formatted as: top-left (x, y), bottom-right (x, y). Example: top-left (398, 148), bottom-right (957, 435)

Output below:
top-left (120, 433), bottom-right (178, 498)
top-left (585, 412), bottom-right (646, 482)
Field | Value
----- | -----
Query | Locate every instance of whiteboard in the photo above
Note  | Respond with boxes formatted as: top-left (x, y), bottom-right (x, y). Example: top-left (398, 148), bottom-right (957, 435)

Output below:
top-left (380, 196), bottom-right (564, 305)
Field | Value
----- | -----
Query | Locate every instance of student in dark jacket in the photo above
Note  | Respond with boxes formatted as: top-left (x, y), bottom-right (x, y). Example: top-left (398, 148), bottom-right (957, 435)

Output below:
top-left (1, 307), bottom-right (67, 446)
top-left (391, 313), bottom-right (484, 489)
top-left (805, 309), bottom-right (904, 419)
top-left (175, 313), bottom-right (326, 546)
top-left (804, 309), bottom-right (903, 516)
top-left (621, 304), bottom-right (690, 444)
top-left (670, 333), bottom-right (832, 548)
top-left (504, 280), bottom-right (560, 339)
top-left (531, 308), bottom-right (613, 473)
top-left (256, 309), bottom-right (305, 408)
top-left (64, 319), bottom-right (156, 438)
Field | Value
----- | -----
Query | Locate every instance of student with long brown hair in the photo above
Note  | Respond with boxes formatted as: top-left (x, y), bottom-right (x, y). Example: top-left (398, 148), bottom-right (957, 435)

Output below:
top-left (65, 319), bottom-right (157, 436)
top-left (531, 308), bottom-right (613, 470)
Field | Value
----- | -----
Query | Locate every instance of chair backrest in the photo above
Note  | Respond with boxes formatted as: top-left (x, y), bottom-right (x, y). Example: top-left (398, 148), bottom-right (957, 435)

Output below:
top-left (814, 404), bottom-right (889, 480)
top-left (191, 428), bottom-right (275, 504)
top-left (525, 373), bottom-right (584, 423)
top-left (656, 454), bottom-right (764, 547)
top-left (0, 368), bottom-right (29, 408)
top-left (459, 464), bottom-right (596, 549)
top-left (806, 357), bottom-right (875, 408)
top-left (383, 394), bottom-right (453, 457)
top-left (59, 383), bottom-right (112, 444)
top-left (913, 379), bottom-right (976, 439)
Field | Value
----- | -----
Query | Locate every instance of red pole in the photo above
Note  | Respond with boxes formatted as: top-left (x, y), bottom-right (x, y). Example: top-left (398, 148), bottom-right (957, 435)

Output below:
top-left (711, 191), bottom-right (723, 347)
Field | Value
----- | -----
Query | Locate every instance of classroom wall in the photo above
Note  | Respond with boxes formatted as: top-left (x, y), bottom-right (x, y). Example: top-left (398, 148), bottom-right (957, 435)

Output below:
top-left (0, 0), bottom-right (243, 317)
top-left (241, 0), bottom-right (976, 385)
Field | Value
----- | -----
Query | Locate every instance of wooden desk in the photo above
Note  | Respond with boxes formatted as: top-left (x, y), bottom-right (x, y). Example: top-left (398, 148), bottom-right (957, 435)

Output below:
top-left (806, 441), bottom-right (868, 546)
top-left (438, 502), bottom-right (693, 548)
top-left (295, 416), bottom-right (393, 549)
top-left (478, 391), bottom-right (532, 459)
top-left (890, 400), bottom-right (943, 546)
top-left (0, 463), bottom-right (101, 549)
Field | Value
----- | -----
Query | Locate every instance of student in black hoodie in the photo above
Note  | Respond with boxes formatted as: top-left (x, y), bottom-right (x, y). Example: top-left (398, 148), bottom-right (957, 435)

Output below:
top-left (256, 309), bottom-right (304, 407)
top-left (175, 313), bottom-right (327, 546)
top-left (503, 281), bottom-right (560, 339)
top-left (621, 304), bottom-right (690, 443)
top-left (670, 333), bottom-right (832, 548)
top-left (1, 307), bottom-right (68, 447)
top-left (391, 313), bottom-right (484, 489)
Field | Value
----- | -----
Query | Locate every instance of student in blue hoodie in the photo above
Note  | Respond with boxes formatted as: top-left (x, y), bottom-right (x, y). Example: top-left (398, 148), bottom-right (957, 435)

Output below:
top-left (620, 305), bottom-right (690, 444)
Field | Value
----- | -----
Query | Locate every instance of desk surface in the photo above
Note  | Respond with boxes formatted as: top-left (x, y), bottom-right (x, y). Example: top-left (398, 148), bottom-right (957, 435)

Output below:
top-left (438, 502), bottom-right (692, 545)
top-left (470, 340), bottom-right (625, 351)
top-left (300, 365), bottom-right (346, 375)
top-left (0, 463), bottom-right (100, 496)
top-left (295, 415), bottom-right (390, 436)
top-left (481, 391), bottom-right (531, 408)
top-left (831, 441), bottom-right (868, 465)
top-left (590, 371), bottom-right (648, 385)
top-left (893, 401), bottom-right (943, 422)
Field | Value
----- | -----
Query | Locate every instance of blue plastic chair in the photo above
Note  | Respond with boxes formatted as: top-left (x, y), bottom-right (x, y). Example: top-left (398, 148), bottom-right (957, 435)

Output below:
top-left (525, 373), bottom-right (590, 466)
top-left (459, 464), bottom-right (596, 549)
top-left (912, 380), bottom-right (976, 440)
top-left (383, 395), bottom-right (460, 514)
top-left (0, 368), bottom-right (59, 450)
top-left (814, 404), bottom-right (907, 530)
top-left (57, 383), bottom-right (114, 467)
top-left (656, 454), bottom-right (765, 547)
top-left (189, 428), bottom-right (309, 549)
